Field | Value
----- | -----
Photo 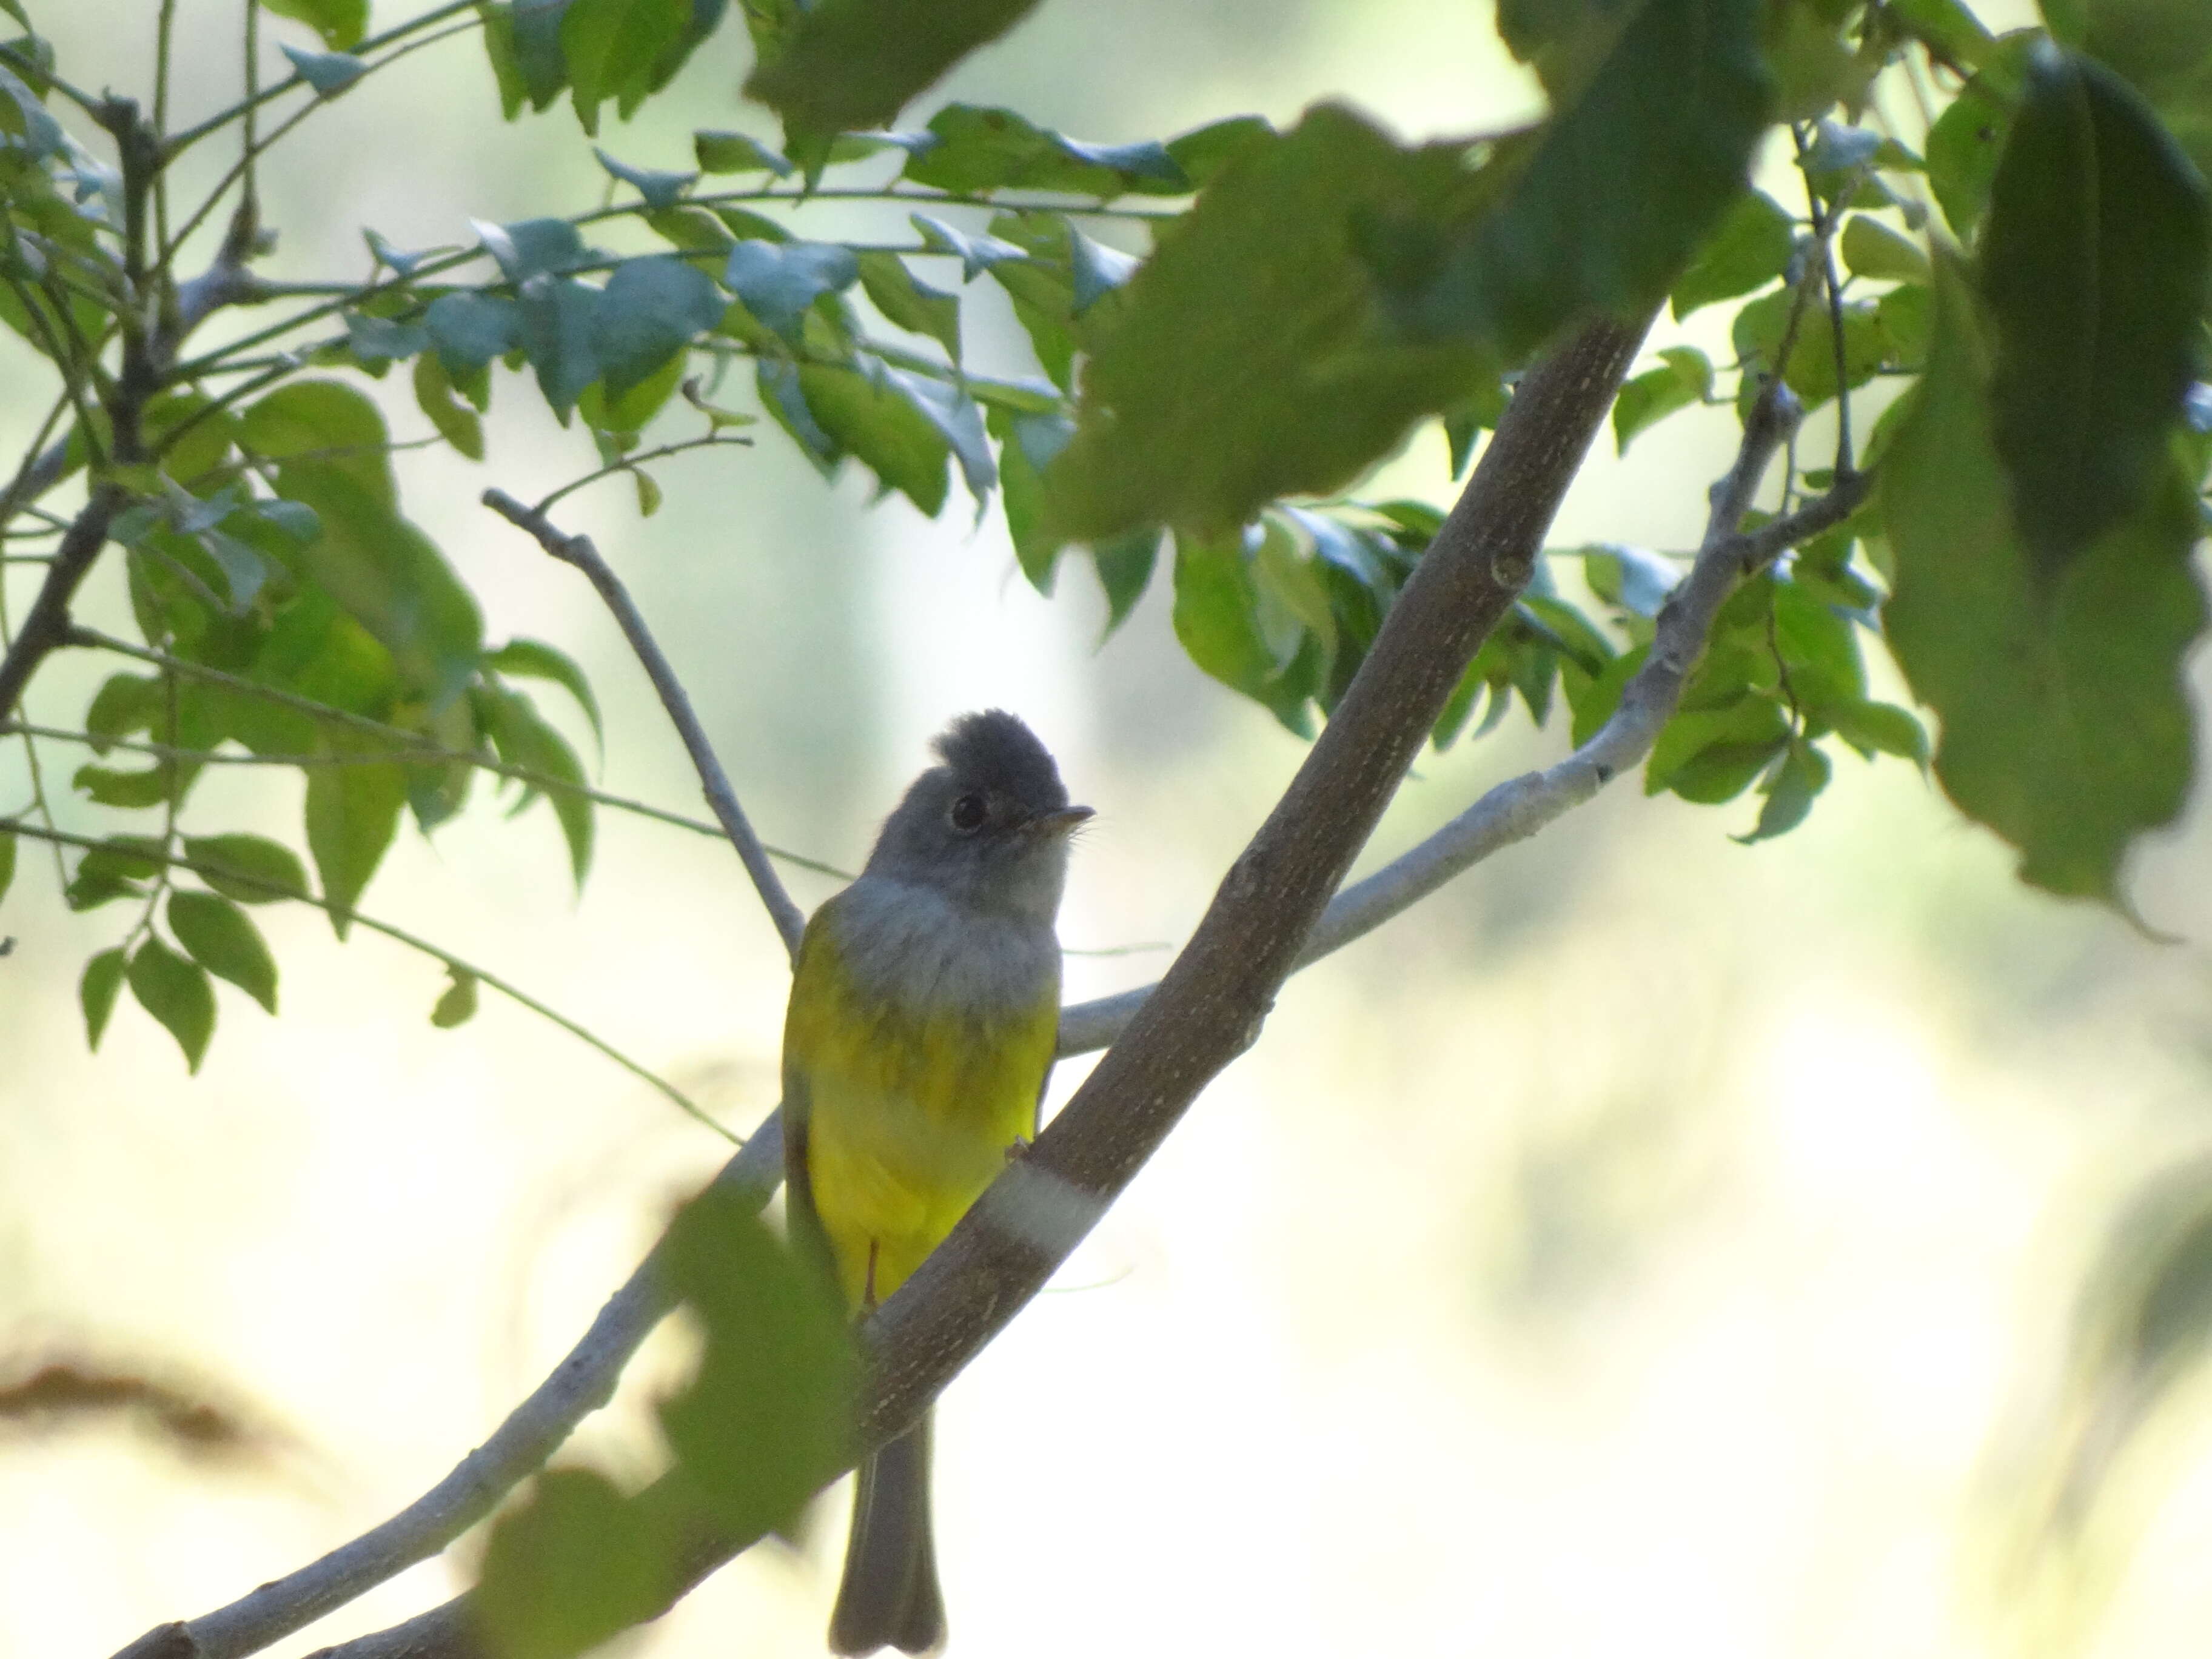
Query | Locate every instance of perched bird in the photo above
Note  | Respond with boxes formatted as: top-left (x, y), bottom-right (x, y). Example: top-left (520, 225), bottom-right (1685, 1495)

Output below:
top-left (783, 710), bottom-right (1090, 1655)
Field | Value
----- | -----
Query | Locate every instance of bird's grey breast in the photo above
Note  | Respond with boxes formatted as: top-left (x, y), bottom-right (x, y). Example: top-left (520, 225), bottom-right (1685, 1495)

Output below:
top-left (825, 874), bottom-right (1061, 1019)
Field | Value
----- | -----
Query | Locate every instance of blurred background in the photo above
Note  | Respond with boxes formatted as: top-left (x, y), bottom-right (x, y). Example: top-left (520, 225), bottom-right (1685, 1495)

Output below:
top-left (3, 1), bottom-right (2211, 1655)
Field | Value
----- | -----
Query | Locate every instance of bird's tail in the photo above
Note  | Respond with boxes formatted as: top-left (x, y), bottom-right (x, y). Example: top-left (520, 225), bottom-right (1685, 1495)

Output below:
top-left (830, 1409), bottom-right (943, 1655)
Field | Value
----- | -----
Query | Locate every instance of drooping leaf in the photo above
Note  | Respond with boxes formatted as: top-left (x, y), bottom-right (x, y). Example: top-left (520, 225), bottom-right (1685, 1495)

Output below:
top-left (856, 251), bottom-right (961, 359)
top-left (304, 736), bottom-right (407, 936)
top-left (1979, 44), bottom-right (2211, 579)
top-left (431, 967), bottom-right (480, 1028)
top-left (486, 638), bottom-right (604, 749)
top-left (1368, 0), bottom-right (1775, 357)
top-left (722, 240), bottom-right (859, 343)
top-left (1882, 257), bottom-right (2205, 901)
top-left (237, 379), bottom-right (394, 509)
top-left (593, 255), bottom-right (724, 399)
top-left (127, 937), bottom-right (217, 1074)
top-left (425, 292), bottom-right (524, 377)
top-left (990, 406), bottom-right (1073, 591)
top-left (414, 354), bottom-right (486, 461)
top-left (594, 146), bottom-right (695, 209)
top-left (474, 217), bottom-right (602, 284)
top-left (515, 275), bottom-right (603, 420)
top-left (796, 360), bottom-right (950, 514)
top-left (167, 892), bottom-right (278, 1014)
top-left (694, 129), bottom-right (792, 174)
top-left (561, 0), bottom-right (688, 136)
top-left (1925, 36), bottom-right (2037, 241)
top-left (1734, 737), bottom-right (1833, 843)
top-left (480, 688), bottom-right (596, 887)
top-left (81, 948), bottom-right (127, 1048)
top-left (1092, 526), bottom-right (1160, 638)
top-left (1612, 345), bottom-right (1712, 452)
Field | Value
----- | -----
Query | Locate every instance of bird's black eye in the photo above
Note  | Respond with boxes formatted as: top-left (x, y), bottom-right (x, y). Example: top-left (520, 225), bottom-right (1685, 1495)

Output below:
top-left (949, 793), bottom-right (987, 833)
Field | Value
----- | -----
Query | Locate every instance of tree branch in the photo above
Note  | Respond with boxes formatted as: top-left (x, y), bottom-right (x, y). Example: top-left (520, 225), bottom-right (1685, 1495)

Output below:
top-left (482, 488), bottom-right (807, 960)
top-left (264, 313), bottom-right (1652, 1659)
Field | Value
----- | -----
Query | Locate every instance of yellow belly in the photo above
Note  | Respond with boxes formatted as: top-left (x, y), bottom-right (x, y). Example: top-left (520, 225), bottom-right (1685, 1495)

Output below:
top-left (786, 907), bottom-right (1057, 1310)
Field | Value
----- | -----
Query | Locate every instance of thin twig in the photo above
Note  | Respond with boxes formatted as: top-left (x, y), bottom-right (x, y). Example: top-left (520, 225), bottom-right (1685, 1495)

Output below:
top-left (531, 434), bottom-right (754, 518)
top-left (0, 721), bottom-right (853, 881)
top-left (482, 488), bottom-right (808, 959)
top-left (0, 818), bottom-right (733, 1141)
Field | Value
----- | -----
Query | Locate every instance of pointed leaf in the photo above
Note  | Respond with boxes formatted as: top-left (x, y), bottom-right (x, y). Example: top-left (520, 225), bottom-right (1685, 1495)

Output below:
top-left (128, 938), bottom-right (217, 1073)
top-left (167, 891), bottom-right (278, 1013)
top-left (304, 739), bottom-right (406, 935)
top-left (81, 948), bottom-right (127, 1048)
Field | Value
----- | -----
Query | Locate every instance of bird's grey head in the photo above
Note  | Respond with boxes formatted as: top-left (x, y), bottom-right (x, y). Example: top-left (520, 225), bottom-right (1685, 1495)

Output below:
top-left (862, 710), bottom-right (1091, 922)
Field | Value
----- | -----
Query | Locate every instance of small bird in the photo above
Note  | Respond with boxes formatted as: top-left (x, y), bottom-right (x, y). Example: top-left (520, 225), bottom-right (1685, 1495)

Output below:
top-left (783, 710), bottom-right (1091, 1655)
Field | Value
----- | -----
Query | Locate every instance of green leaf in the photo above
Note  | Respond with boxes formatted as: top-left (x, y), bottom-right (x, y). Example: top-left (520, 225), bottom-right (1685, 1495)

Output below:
top-left (1612, 345), bottom-right (1711, 452)
top-left (1669, 187), bottom-right (1795, 320)
top-left (796, 361), bottom-right (950, 514)
top-left (1826, 697), bottom-right (1929, 762)
top-left (431, 967), bottom-right (479, 1029)
top-left (1092, 526), bottom-right (1160, 638)
top-left (84, 672), bottom-right (161, 752)
top-left (273, 462), bottom-right (486, 702)
top-left (72, 762), bottom-right (179, 809)
top-left (1370, 0), bottom-right (1775, 357)
top-left (2076, 0), bottom-right (2212, 184)
top-left (238, 379), bottom-right (394, 509)
top-left (1045, 106), bottom-right (1489, 538)
top-left (258, 0), bottom-right (367, 51)
top-left (722, 240), bottom-right (859, 343)
top-left (1731, 287), bottom-right (1903, 411)
top-left (561, 0), bottom-right (687, 135)
top-left (1165, 114), bottom-right (1274, 188)
top-left (594, 146), bottom-right (694, 209)
top-left (183, 834), bottom-right (309, 903)
top-left (1839, 214), bottom-right (1931, 283)
top-left (476, 217), bottom-right (601, 284)
top-left (486, 638), bottom-right (604, 749)
top-left (1734, 737), bottom-right (1832, 842)
top-left (425, 292), bottom-right (523, 377)
top-left (655, 1184), bottom-right (859, 1540)
top-left (304, 737), bottom-right (407, 936)
top-left (473, 1468), bottom-right (679, 1659)
top-left (1171, 525), bottom-right (1315, 731)
top-left (515, 276), bottom-right (602, 421)
top-left (899, 102), bottom-right (1190, 198)
top-left (1496, 0), bottom-right (1642, 104)
top-left (1979, 45), bottom-right (2211, 579)
top-left (594, 255), bottom-right (724, 399)
top-left (414, 354), bottom-right (486, 461)
top-left (167, 891), bottom-right (278, 1014)
top-left (856, 251), bottom-right (961, 360)
top-left (1882, 256), bottom-right (2205, 900)
top-left (1926, 38), bottom-right (2036, 241)
top-left (81, 948), bottom-right (127, 1048)
top-left (480, 688), bottom-right (595, 886)
top-left (128, 937), bottom-right (217, 1074)
top-left (694, 129), bottom-right (792, 175)
top-left (1887, 0), bottom-right (1995, 70)
top-left (279, 41), bottom-right (367, 95)
top-left (991, 407), bottom-right (1073, 591)
top-left (743, 3), bottom-right (1047, 161)
top-left (1646, 691), bottom-right (1791, 798)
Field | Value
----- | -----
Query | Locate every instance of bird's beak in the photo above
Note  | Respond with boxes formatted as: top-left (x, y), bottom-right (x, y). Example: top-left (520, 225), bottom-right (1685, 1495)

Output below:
top-left (1030, 805), bottom-right (1094, 837)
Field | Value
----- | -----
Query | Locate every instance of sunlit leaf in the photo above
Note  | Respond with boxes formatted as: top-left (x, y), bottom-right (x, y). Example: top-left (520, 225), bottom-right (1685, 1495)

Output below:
top-left (167, 892), bottom-right (278, 1014)
top-left (128, 938), bottom-right (217, 1073)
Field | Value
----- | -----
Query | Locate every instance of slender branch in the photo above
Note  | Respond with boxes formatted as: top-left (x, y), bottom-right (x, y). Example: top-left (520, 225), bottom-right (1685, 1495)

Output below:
top-left (0, 721), bottom-right (853, 880)
top-left (0, 819), bottom-right (732, 1140)
top-left (153, 0), bottom-right (181, 254)
top-left (481, 488), bottom-right (808, 959)
top-left (531, 434), bottom-right (755, 518)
